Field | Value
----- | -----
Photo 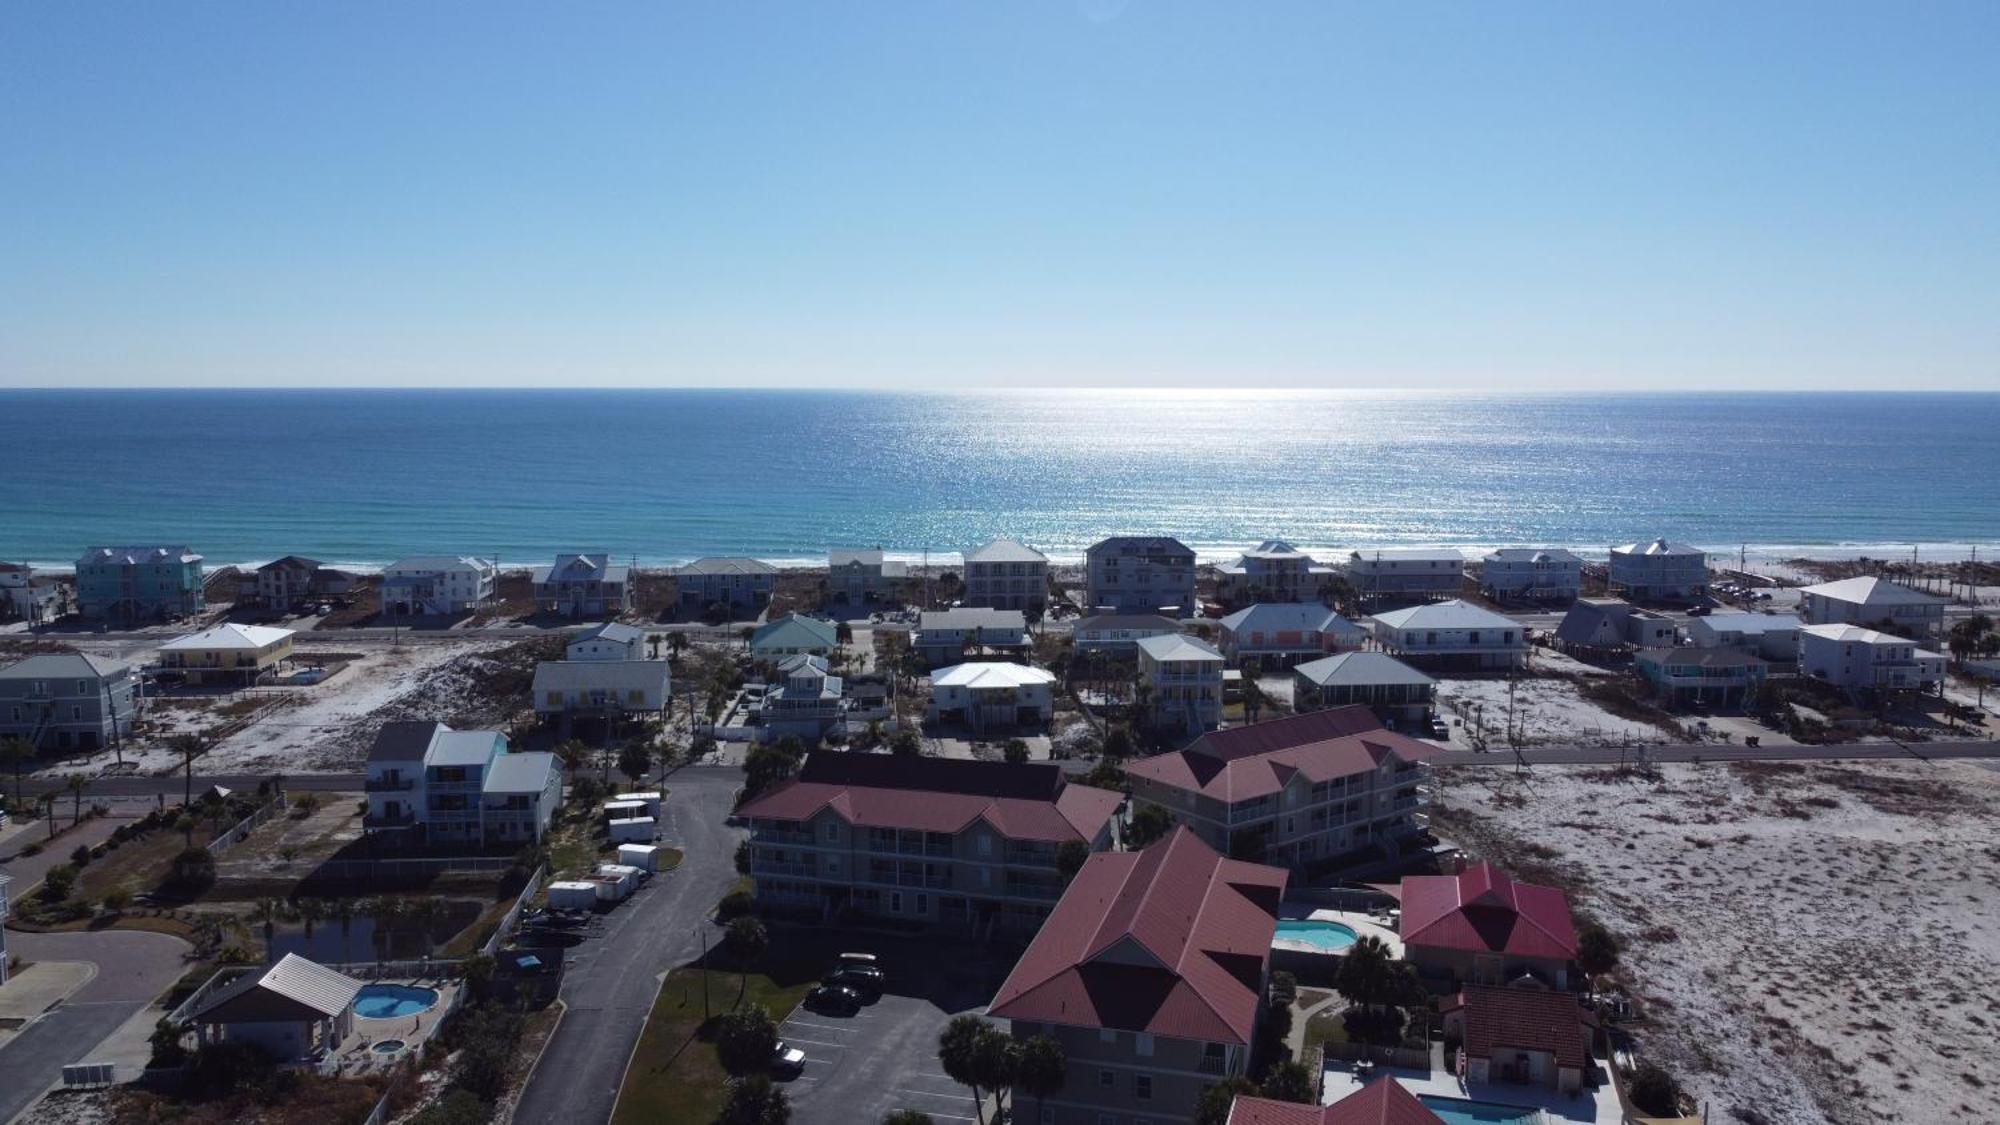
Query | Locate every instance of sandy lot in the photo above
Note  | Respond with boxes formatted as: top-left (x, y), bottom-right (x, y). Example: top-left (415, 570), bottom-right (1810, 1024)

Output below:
top-left (1433, 759), bottom-right (2000, 1125)
top-left (1437, 673), bottom-right (1675, 747)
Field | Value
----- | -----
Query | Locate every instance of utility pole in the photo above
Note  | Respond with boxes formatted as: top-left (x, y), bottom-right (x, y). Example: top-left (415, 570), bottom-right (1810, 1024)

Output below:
top-left (694, 925), bottom-right (711, 1021)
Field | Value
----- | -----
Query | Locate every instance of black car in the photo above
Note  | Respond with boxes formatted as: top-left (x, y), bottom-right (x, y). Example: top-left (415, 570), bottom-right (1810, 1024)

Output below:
top-left (821, 965), bottom-right (884, 997)
top-left (805, 984), bottom-right (863, 1015)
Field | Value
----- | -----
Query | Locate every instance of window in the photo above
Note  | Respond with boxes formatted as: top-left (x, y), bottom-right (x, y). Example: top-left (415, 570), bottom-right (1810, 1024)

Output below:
top-left (1135, 1075), bottom-right (1152, 1100)
top-left (1134, 1032), bottom-right (1154, 1057)
top-left (915, 893), bottom-right (928, 915)
top-left (1099, 1028), bottom-right (1117, 1043)
top-left (825, 821), bottom-right (838, 841)
top-left (978, 834), bottom-right (993, 856)
top-left (827, 858), bottom-right (839, 874)
top-left (890, 892), bottom-right (903, 912)
top-left (1098, 1070), bottom-right (1114, 1088)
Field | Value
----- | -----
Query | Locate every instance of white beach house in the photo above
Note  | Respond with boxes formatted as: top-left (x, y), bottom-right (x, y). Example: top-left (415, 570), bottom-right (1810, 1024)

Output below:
top-left (1369, 599), bottom-right (1528, 670)
top-left (1608, 539), bottom-right (1708, 601)
top-left (1799, 624), bottom-right (1946, 694)
top-left (1480, 548), bottom-right (1584, 602)
top-left (1216, 540), bottom-right (1336, 605)
top-left (362, 721), bottom-right (563, 846)
top-left (962, 538), bottom-right (1049, 612)
top-left (759, 654), bottom-right (845, 743)
top-left (1216, 603), bottom-right (1366, 668)
top-left (927, 662), bottom-right (1057, 733)
top-left (567, 621), bottom-right (647, 662)
top-left (1345, 548), bottom-right (1465, 601)
top-left (1686, 611), bottom-right (1803, 661)
top-left (381, 555), bottom-right (497, 616)
top-left (1292, 651), bottom-right (1437, 727)
top-left (1135, 632), bottom-right (1226, 735)
top-left (1798, 576), bottom-right (1948, 639)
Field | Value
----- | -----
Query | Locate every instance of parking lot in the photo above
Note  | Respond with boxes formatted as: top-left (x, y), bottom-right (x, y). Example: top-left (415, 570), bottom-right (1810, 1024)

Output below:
top-left (767, 929), bottom-right (1015, 1124)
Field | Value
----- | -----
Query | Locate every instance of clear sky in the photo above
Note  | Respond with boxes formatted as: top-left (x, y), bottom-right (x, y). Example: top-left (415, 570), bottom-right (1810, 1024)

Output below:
top-left (3, 2), bottom-right (1996, 390)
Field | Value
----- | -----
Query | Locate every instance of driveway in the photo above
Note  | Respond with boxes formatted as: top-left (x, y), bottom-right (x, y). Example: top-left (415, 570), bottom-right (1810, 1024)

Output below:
top-left (510, 766), bottom-right (745, 1125)
top-left (0, 813), bottom-right (142, 894)
top-left (0, 928), bottom-right (191, 1125)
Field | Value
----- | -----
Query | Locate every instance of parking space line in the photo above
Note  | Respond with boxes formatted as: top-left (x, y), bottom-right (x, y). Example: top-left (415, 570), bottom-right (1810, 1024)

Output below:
top-left (782, 1019), bottom-right (859, 1033)
top-left (781, 1036), bottom-right (848, 1048)
top-left (895, 1088), bottom-right (975, 1102)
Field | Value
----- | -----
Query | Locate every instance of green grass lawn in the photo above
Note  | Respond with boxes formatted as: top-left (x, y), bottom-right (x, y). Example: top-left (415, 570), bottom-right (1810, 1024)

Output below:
top-left (610, 966), bottom-right (817, 1125)
top-left (1303, 1008), bottom-right (1351, 1053)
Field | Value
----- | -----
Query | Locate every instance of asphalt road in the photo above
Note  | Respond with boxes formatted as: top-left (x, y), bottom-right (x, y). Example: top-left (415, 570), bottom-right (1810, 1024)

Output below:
top-left (511, 765), bottom-right (744, 1125)
top-left (1429, 738), bottom-right (2000, 768)
top-left (0, 929), bottom-right (192, 1125)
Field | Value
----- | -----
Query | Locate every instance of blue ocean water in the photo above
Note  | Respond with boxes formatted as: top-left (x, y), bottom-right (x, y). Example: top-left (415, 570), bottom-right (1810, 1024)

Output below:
top-left (1, 389), bottom-right (1993, 569)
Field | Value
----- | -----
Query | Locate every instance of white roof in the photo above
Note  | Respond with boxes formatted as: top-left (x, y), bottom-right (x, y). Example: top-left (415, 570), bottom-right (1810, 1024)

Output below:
top-left (930, 662), bottom-right (1057, 689)
top-left (1800, 623), bottom-right (1937, 650)
top-left (159, 623), bottom-right (294, 651)
top-left (964, 538), bottom-right (1048, 564)
top-left (194, 953), bottom-right (363, 1022)
top-left (920, 608), bottom-right (1026, 632)
top-left (1218, 603), bottom-right (1364, 637)
top-left (1613, 538), bottom-right (1704, 557)
top-left (1368, 598), bottom-right (1519, 631)
top-left (1294, 651), bottom-right (1435, 688)
top-left (1348, 548), bottom-right (1465, 563)
top-left (532, 660), bottom-right (671, 694)
top-left (1799, 576), bottom-right (1948, 607)
top-left (675, 556), bottom-right (778, 576)
top-left (830, 547), bottom-right (885, 567)
top-left (385, 555), bottom-right (493, 572)
top-left (1484, 547), bottom-right (1585, 564)
top-left (1237, 539), bottom-right (1314, 560)
top-left (1134, 633), bottom-right (1225, 663)
top-left (1698, 612), bottom-right (1801, 634)
top-left (573, 621), bottom-right (645, 645)
top-left (485, 751), bottom-right (560, 793)
top-left (79, 545), bottom-right (201, 566)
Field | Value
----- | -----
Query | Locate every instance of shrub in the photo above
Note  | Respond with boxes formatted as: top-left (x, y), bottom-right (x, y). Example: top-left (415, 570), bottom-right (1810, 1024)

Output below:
top-left (41, 865), bottom-right (77, 900)
top-left (409, 1089), bottom-right (490, 1125)
top-left (1628, 1062), bottom-right (1683, 1116)
top-left (166, 846), bottom-right (216, 893)
top-left (717, 889), bottom-right (755, 920)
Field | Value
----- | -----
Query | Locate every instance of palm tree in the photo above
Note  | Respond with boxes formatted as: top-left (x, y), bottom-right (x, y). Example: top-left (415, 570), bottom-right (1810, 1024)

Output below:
top-left (937, 1015), bottom-right (991, 1125)
top-left (969, 1027), bottom-right (1018, 1122)
top-left (174, 813), bottom-right (197, 848)
top-left (366, 896), bottom-right (403, 961)
top-left (332, 897), bottom-right (357, 965)
top-left (414, 896), bottom-right (449, 958)
top-left (295, 897), bottom-right (325, 948)
top-left (170, 733), bottom-right (205, 808)
top-left (0, 736), bottom-right (35, 807)
top-left (251, 898), bottom-right (284, 961)
top-left (722, 916), bottom-right (768, 1006)
top-left (66, 774), bottom-right (87, 825)
top-left (1012, 1034), bottom-right (1067, 1124)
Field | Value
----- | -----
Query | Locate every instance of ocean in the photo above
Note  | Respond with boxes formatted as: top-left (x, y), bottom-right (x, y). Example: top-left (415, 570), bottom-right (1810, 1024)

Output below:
top-left (2, 388), bottom-right (1994, 570)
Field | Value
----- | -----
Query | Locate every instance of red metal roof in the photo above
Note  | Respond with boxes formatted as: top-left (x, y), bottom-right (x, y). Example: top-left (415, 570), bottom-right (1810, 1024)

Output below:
top-left (988, 827), bottom-right (1287, 1045)
top-left (1122, 707), bottom-right (1437, 803)
top-left (736, 754), bottom-right (1120, 844)
top-left (1441, 984), bottom-right (1596, 1069)
top-left (1229, 1080), bottom-right (1446, 1125)
top-left (1399, 863), bottom-right (1578, 962)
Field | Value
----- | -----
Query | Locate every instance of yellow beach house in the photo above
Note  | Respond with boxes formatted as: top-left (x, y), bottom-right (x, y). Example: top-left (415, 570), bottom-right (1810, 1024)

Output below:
top-left (158, 623), bottom-right (296, 685)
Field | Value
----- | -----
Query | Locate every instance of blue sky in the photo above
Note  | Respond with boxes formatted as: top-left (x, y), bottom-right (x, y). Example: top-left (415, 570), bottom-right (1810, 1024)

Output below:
top-left (3, 2), bottom-right (1995, 390)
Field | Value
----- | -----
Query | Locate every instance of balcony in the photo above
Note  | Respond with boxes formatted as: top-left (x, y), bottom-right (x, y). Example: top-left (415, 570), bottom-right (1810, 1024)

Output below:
top-left (862, 869), bottom-right (951, 890)
top-left (365, 777), bottom-right (416, 793)
top-left (364, 810), bottom-right (415, 828)
top-left (754, 860), bottom-right (817, 879)
top-left (1003, 881), bottom-right (1064, 901)
top-left (755, 829), bottom-right (817, 848)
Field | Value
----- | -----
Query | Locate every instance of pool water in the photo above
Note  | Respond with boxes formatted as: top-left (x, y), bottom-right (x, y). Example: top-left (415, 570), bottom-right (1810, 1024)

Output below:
top-left (353, 984), bottom-right (441, 1020)
top-left (1418, 1095), bottom-right (1542, 1125)
top-left (1271, 918), bottom-right (1359, 952)
top-left (372, 1039), bottom-right (406, 1054)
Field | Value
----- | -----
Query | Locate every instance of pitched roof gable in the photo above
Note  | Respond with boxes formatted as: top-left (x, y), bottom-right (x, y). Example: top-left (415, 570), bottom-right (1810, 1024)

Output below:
top-left (1399, 863), bottom-right (1578, 961)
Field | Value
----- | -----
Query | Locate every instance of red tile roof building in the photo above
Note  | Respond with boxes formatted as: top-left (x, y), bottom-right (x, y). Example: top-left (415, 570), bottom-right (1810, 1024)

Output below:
top-left (1397, 863), bottom-right (1579, 988)
top-left (990, 827), bottom-right (1288, 1125)
top-left (1228, 1079), bottom-right (1446, 1125)
top-left (736, 753), bottom-right (1120, 933)
top-left (1440, 983), bottom-right (1598, 1094)
top-left (1123, 707), bottom-right (1437, 874)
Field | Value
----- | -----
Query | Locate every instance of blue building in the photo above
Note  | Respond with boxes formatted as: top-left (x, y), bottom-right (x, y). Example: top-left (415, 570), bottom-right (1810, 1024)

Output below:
top-left (75, 546), bottom-right (205, 623)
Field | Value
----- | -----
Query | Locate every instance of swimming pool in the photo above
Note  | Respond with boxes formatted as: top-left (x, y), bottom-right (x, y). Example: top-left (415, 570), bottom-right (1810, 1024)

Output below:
top-left (353, 984), bottom-right (441, 1020)
top-left (1271, 918), bottom-right (1359, 952)
top-left (1417, 1095), bottom-right (1542, 1125)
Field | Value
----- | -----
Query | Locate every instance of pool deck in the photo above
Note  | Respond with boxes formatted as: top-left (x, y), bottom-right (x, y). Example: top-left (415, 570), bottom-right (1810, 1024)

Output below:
top-left (1320, 1060), bottom-right (1623, 1124)
top-left (326, 976), bottom-right (462, 1074)
top-left (1274, 906), bottom-right (1403, 957)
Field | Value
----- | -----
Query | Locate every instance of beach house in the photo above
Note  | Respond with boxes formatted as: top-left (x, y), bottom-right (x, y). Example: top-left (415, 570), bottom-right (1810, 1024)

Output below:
top-left (362, 721), bottom-right (563, 847)
top-left (1553, 598), bottom-right (1677, 655)
top-left (1685, 611), bottom-right (1802, 660)
top-left (531, 551), bottom-right (634, 618)
top-left (183, 954), bottom-right (364, 1064)
top-left (758, 654), bottom-right (844, 743)
top-left (1134, 632), bottom-right (1226, 735)
top-left (750, 613), bottom-right (840, 659)
top-left (531, 659), bottom-right (671, 722)
top-left (158, 623), bottom-right (296, 685)
top-left (1292, 651), bottom-right (1436, 727)
top-left (913, 607), bottom-right (1027, 666)
top-left (566, 621), bottom-right (647, 662)
top-left (1, 563), bottom-right (71, 625)
top-left (1123, 707), bottom-right (1437, 873)
top-left (1608, 538), bottom-right (1709, 601)
top-left (1344, 548), bottom-right (1464, 602)
top-left (988, 828), bottom-right (1287, 1125)
top-left (1071, 613), bottom-right (1181, 656)
top-left (1798, 624), bottom-right (1946, 694)
top-left (1216, 540), bottom-right (1336, 605)
top-left (1083, 536), bottom-right (1196, 615)
top-left (1397, 862), bottom-right (1578, 988)
top-left (1798, 576), bottom-right (1948, 639)
top-left (252, 556), bottom-right (353, 610)
top-left (0, 652), bottom-right (138, 752)
top-left (737, 753), bottom-right (1121, 933)
top-left (1217, 603), bottom-right (1366, 667)
top-left (1635, 647), bottom-right (1769, 707)
top-left (673, 556), bottom-right (777, 618)
top-left (380, 555), bottom-right (497, 616)
top-left (75, 545), bottom-right (205, 622)
top-left (828, 548), bottom-right (908, 606)
top-left (1368, 600), bottom-right (1528, 671)
top-left (1440, 982), bottom-right (1597, 1094)
top-left (927, 662), bottom-right (1057, 733)
top-left (962, 537), bottom-right (1049, 613)
top-left (1479, 548), bottom-right (1584, 603)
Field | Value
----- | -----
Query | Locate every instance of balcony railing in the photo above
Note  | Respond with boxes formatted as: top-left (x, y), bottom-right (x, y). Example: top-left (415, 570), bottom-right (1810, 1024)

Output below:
top-left (365, 777), bottom-right (416, 792)
top-left (863, 870), bottom-right (952, 890)
top-left (754, 860), bottom-right (816, 879)
top-left (755, 830), bottom-right (817, 847)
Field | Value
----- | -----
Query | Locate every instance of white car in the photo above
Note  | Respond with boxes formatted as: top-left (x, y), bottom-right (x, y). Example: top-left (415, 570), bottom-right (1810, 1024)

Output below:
top-left (772, 1041), bottom-right (807, 1072)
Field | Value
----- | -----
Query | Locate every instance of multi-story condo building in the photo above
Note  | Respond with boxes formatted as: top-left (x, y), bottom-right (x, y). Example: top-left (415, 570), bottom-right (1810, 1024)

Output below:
top-left (1071, 614), bottom-right (1180, 656)
top-left (1398, 862), bottom-right (1578, 989)
top-left (673, 556), bottom-right (778, 618)
top-left (75, 545), bottom-right (205, 623)
top-left (1368, 599), bottom-right (1528, 671)
top-left (828, 548), bottom-right (908, 606)
top-left (1292, 652), bottom-right (1436, 728)
top-left (566, 621), bottom-right (646, 662)
top-left (1215, 540), bottom-right (1335, 606)
top-left (1684, 611), bottom-right (1802, 660)
top-left (1084, 536), bottom-right (1196, 615)
top-left (380, 556), bottom-right (496, 616)
top-left (1478, 548), bottom-right (1584, 603)
top-left (1344, 548), bottom-right (1464, 602)
top-left (927, 662), bottom-right (1059, 734)
top-left (1, 563), bottom-right (72, 625)
top-left (1135, 632), bottom-right (1225, 736)
top-left (531, 552), bottom-right (634, 618)
top-left (989, 828), bottom-right (1287, 1125)
top-left (963, 538), bottom-right (1049, 612)
top-left (759, 654), bottom-right (844, 743)
top-left (737, 754), bottom-right (1121, 934)
top-left (913, 607), bottom-right (1027, 666)
top-left (1216, 603), bottom-right (1366, 668)
top-left (362, 721), bottom-right (562, 847)
top-left (0, 653), bottom-right (138, 753)
top-left (1798, 576), bottom-right (1948, 639)
top-left (1123, 707), bottom-right (1437, 872)
top-left (1799, 624), bottom-right (1946, 694)
top-left (1608, 538), bottom-right (1708, 601)
top-left (158, 623), bottom-right (296, 685)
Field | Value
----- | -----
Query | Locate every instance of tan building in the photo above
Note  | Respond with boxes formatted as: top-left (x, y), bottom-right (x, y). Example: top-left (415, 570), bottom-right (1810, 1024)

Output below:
top-left (990, 828), bottom-right (1287, 1125)
top-left (158, 623), bottom-right (295, 685)
top-left (737, 754), bottom-right (1120, 934)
